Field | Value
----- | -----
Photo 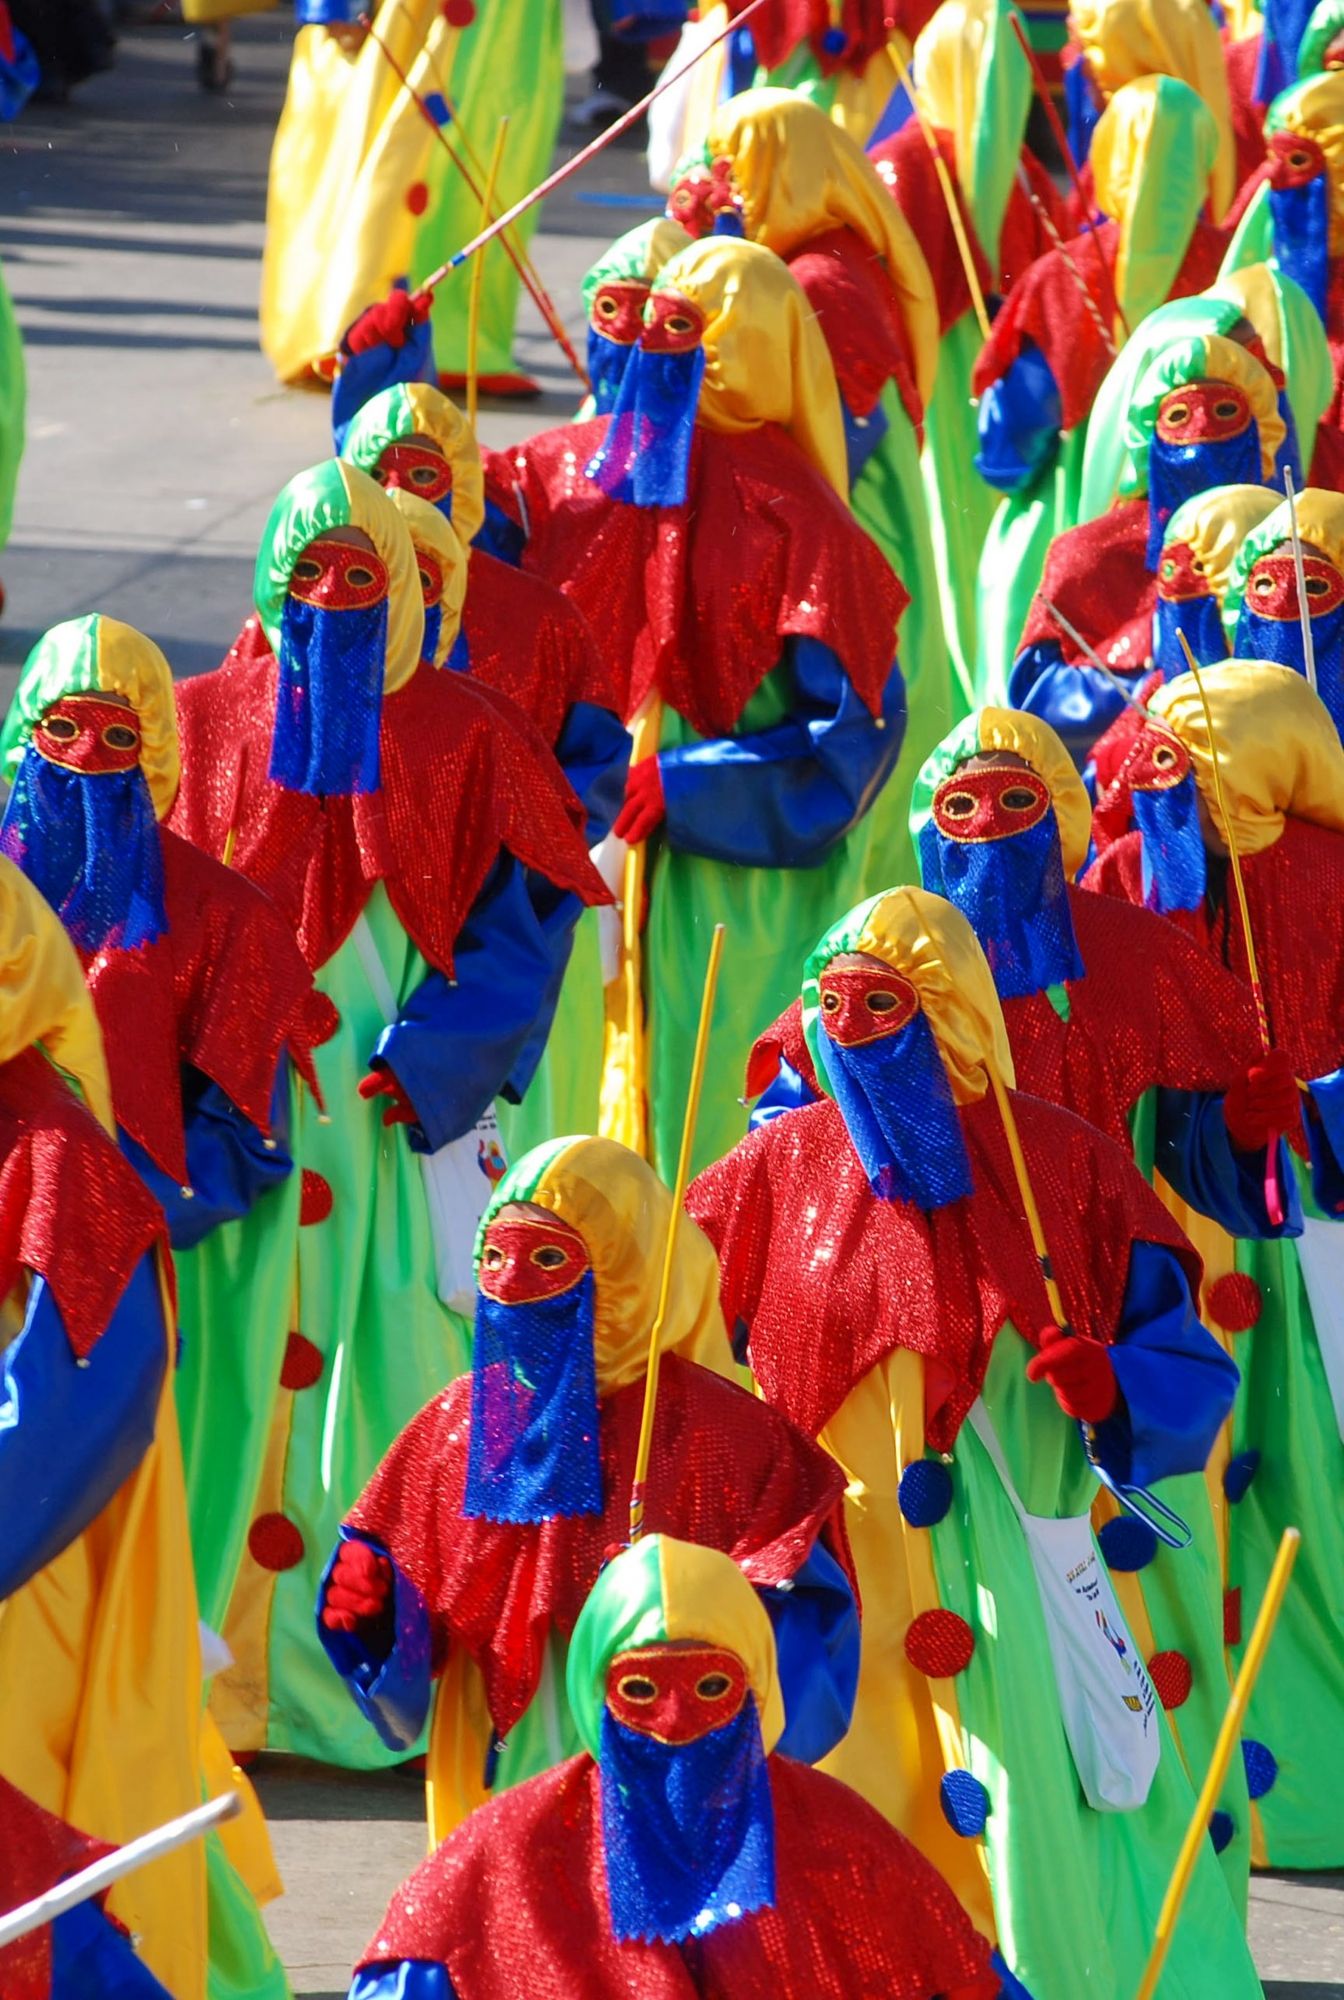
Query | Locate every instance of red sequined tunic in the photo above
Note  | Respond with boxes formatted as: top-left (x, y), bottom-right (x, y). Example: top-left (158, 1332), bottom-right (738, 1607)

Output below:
top-left (0, 1776), bottom-right (117, 2000)
top-left (483, 421), bottom-right (906, 736)
top-left (1086, 816), bottom-right (1344, 1083)
top-left (687, 1093), bottom-right (1199, 1449)
top-left (733, 0), bottom-right (942, 73)
top-left (0, 1048), bottom-right (165, 1361)
top-left (355, 1751), bottom-right (999, 2000)
top-left (169, 654), bottom-right (609, 980)
top-left (345, 1357), bottom-right (852, 1742)
top-left (463, 550), bottom-right (626, 746)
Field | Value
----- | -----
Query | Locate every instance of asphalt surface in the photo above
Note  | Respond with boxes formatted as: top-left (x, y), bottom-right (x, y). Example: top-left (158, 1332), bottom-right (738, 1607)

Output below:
top-left (2, 11), bottom-right (1342, 1996)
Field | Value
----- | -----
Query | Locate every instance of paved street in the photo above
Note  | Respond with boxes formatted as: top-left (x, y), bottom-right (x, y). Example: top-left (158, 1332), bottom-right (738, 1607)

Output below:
top-left (2, 12), bottom-right (1342, 1997)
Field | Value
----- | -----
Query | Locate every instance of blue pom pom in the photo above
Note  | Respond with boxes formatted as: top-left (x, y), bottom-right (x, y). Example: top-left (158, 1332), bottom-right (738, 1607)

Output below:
top-left (939, 1769), bottom-right (990, 1837)
top-left (899, 1459), bottom-right (954, 1528)
top-left (1242, 1739), bottom-right (1278, 1799)
top-left (1209, 1809), bottom-right (1235, 1853)
top-left (1223, 1450), bottom-right (1261, 1503)
top-left (821, 26), bottom-right (849, 52)
top-left (1098, 1516), bottom-right (1158, 1571)
top-left (423, 91), bottom-right (451, 126)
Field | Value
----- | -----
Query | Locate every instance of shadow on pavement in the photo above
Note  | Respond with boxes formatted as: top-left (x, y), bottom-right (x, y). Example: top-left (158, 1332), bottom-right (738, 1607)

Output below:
top-left (1263, 1986), bottom-right (1344, 1997)
top-left (252, 1753), bottom-right (425, 1824)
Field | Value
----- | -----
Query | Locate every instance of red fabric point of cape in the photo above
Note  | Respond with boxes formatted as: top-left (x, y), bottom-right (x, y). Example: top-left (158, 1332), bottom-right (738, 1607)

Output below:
top-left (490, 420), bottom-right (906, 741)
top-left (345, 1355), bottom-right (853, 1742)
top-left (0, 1047), bottom-right (166, 1361)
top-left (169, 653), bottom-right (610, 979)
top-left (785, 225), bottom-right (923, 429)
top-left (687, 1091), bottom-right (1201, 1449)
top-left (357, 1752), bottom-right (999, 2000)
top-left (464, 549), bottom-right (627, 744)
top-left (744, 997), bottom-right (818, 1103)
top-left (0, 1776), bottom-right (117, 2000)
top-left (1018, 500), bottom-right (1154, 681)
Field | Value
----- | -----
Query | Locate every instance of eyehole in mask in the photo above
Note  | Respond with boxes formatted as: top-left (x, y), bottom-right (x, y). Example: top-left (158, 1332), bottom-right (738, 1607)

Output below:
top-left (288, 537), bottom-right (390, 611)
top-left (374, 440), bottom-right (454, 507)
top-left (1158, 540), bottom-right (1211, 602)
top-left (1122, 725), bottom-right (1191, 793)
top-left (1268, 128), bottom-right (1328, 189)
top-left (1156, 382), bottom-right (1251, 448)
top-left (605, 1644), bottom-right (749, 1744)
top-left (931, 764), bottom-right (1052, 843)
top-left (34, 695), bottom-right (144, 776)
top-left (589, 280), bottom-right (652, 346)
top-left (478, 1208), bottom-right (592, 1304)
top-left (818, 961), bottom-right (919, 1047)
top-left (667, 157), bottom-right (739, 240)
top-left (416, 550), bottom-right (445, 609)
top-left (1245, 549), bottom-right (1344, 621)
top-left (641, 291), bottom-right (706, 355)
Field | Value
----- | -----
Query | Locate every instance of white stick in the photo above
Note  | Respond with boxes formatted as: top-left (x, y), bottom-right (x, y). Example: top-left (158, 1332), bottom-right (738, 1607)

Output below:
top-left (1282, 467), bottom-right (1319, 693)
top-left (1037, 597), bottom-right (1155, 717)
top-left (0, 1793), bottom-right (241, 1948)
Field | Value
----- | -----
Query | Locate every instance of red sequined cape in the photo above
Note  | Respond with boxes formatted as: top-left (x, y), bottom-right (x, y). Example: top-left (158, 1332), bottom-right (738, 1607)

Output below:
top-left (0, 1048), bottom-right (166, 1361)
top-left (464, 549), bottom-right (626, 745)
top-left (169, 654), bottom-right (610, 978)
top-left (871, 127), bottom-right (1064, 337)
top-left (1085, 818), bottom-right (1344, 1083)
top-left (0, 1776), bottom-right (117, 2000)
top-left (487, 421), bottom-right (907, 740)
top-left (345, 1355), bottom-right (853, 1741)
top-left (742, 895), bottom-right (1262, 1152)
top-left (728, 0), bottom-right (940, 72)
top-left (357, 1751), bottom-right (999, 2000)
top-left (77, 828), bottom-right (318, 1187)
top-left (1017, 498), bottom-right (1153, 679)
top-left (785, 225), bottom-right (923, 427)
top-left (687, 1091), bottom-right (1200, 1449)
top-left (972, 219), bottom-right (1229, 432)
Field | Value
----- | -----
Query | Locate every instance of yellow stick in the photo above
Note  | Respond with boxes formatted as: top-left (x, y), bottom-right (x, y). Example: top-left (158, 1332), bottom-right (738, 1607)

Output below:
top-left (466, 117), bottom-right (509, 432)
top-left (893, 53), bottom-right (993, 342)
top-left (629, 922), bottom-right (726, 1543)
top-left (987, 1066), bottom-right (1072, 1333)
top-left (1134, 1527), bottom-right (1300, 2000)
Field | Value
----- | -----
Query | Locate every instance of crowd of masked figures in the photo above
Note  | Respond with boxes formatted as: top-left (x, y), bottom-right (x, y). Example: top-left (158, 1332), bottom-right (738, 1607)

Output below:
top-left (6, 3), bottom-right (1344, 1994)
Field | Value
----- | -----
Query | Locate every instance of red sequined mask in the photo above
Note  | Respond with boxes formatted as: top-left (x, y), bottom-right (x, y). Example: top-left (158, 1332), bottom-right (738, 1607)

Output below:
top-left (605, 1645), bottom-right (748, 1744)
top-left (589, 280), bottom-right (651, 345)
top-left (1158, 539), bottom-right (1212, 602)
top-left (932, 765), bottom-right (1052, 843)
top-left (1243, 550), bottom-right (1344, 621)
top-left (289, 539), bottom-right (390, 611)
top-left (1268, 128), bottom-right (1328, 190)
top-left (1121, 725), bottom-right (1190, 793)
top-left (1156, 382), bottom-right (1252, 448)
top-left (416, 549), bottom-right (445, 609)
top-left (667, 158), bottom-right (740, 239)
top-left (34, 696), bottom-right (142, 775)
top-left (641, 292), bottom-right (706, 355)
top-left (478, 1211), bottom-right (591, 1303)
top-left (818, 964), bottom-right (919, 1047)
top-left (376, 442), bottom-right (453, 506)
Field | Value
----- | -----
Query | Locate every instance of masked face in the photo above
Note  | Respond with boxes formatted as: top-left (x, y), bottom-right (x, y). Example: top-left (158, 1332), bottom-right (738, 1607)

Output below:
top-left (1158, 539), bottom-right (1212, 603)
top-left (1124, 726), bottom-right (1190, 793)
top-left (289, 536), bottom-right (390, 612)
top-left (589, 279), bottom-right (652, 347)
top-left (1122, 724), bottom-right (1207, 913)
top-left (667, 157), bottom-right (740, 239)
top-left (606, 1645), bottom-right (749, 1746)
top-left (271, 527), bottom-right (390, 798)
top-left (34, 695), bottom-right (142, 776)
top-left (1243, 547), bottom-right (1344, 620)
top-left (374, 438), bottom-right (454, 509)
top-left (1156, 382), bottom-right (1253, 449)
top-left (818, 961), bottom-right (919, 1047)
top-left (1268, 127), bottom-right (1328, 190)
top-left (931, 764), bottom-right (1053, 844)
top-left (478, 1207), bottom-right (592, 1303)
top-left (641, 292), bottom-right (706, 355)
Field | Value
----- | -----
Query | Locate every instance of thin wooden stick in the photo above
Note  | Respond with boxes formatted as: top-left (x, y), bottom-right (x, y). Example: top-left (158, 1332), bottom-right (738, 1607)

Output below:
top-left (422, 0), bottom-right (775, 289)
top-left (1133, 1528), bottom-right (1300, 2000)
top-left (629, 922), bottom-right (726, 1543)
top-left (0, 1794), bottom-right (241, 1948)
top-left (1282, 466), bottom-right (1319, 694)
top-left (221, 742), bottom-right (248, 869)
top-left (467, 118), bottom-right (509, 430)
top-left (894, 52), bottom-right (993, 341)
top-left (987, 1067), bottom-right (1073, 1333)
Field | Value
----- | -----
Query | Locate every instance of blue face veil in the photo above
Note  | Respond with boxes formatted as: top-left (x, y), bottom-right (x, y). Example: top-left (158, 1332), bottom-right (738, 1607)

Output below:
top-left (918, 763), bottom-right (1084, 1000)
top-left (816, 962), bottom-right (974, 1208)
top-left (0, 705), bottom-right (166, 956)
top-left (1269, 166), bottom-right (1331, 326)
top-left (1234, 544), bottom-right (1344, 734)
top-left (1145, 383), bottom-right (1264, 569)
top-left (1153, 537), bottom-right (1231, 679)
top-left (585, 296), bottom-right (707, 509)
top-left (269, 537), bottom-right (389, 797)
top-left (1125, 729), bottom-right (1209, 913)
top-left (464, 1211), bottom-right (603, 1523)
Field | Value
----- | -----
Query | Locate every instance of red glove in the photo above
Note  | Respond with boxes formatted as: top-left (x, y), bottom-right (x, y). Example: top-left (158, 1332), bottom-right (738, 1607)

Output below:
top-left (1025, 1328), bottom-right (1118, 1423)
top-left (321, 1540), bottom-right (393, 1632)
top-left (613, 756), bottom-right (665, 845)
top-left (358, 1064), bottom-right (418, 1127)
top-left (1223, 1047), bottom-right (1301, 1153)
top-left (343, 288), bottom-right (432, 357)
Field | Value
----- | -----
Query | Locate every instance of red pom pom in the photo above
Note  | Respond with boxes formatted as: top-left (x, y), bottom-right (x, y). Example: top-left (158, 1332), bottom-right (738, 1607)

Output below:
top-left (442, 0), bottom-right (475, 21)
top-left (305, 991), bottom-right (341, 1047)
top-left (406, 182), bottom-right (430, 217)
top-left (281, 1332), bottom-right (324, 1391)
top-left (1206, 1272), bottom-right (1262, 1334)
top-left (248, 1513), bottom-right (305, 1572)
top-left (300, 1170), bottom-right (333, 1226)
top-left (904, 1609), bottom-right (975, 1678)
top-left (1148, 1650), bottom-right (1193, 1710)
top-left (1224, 1587), bottom-right (1242, 1647)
